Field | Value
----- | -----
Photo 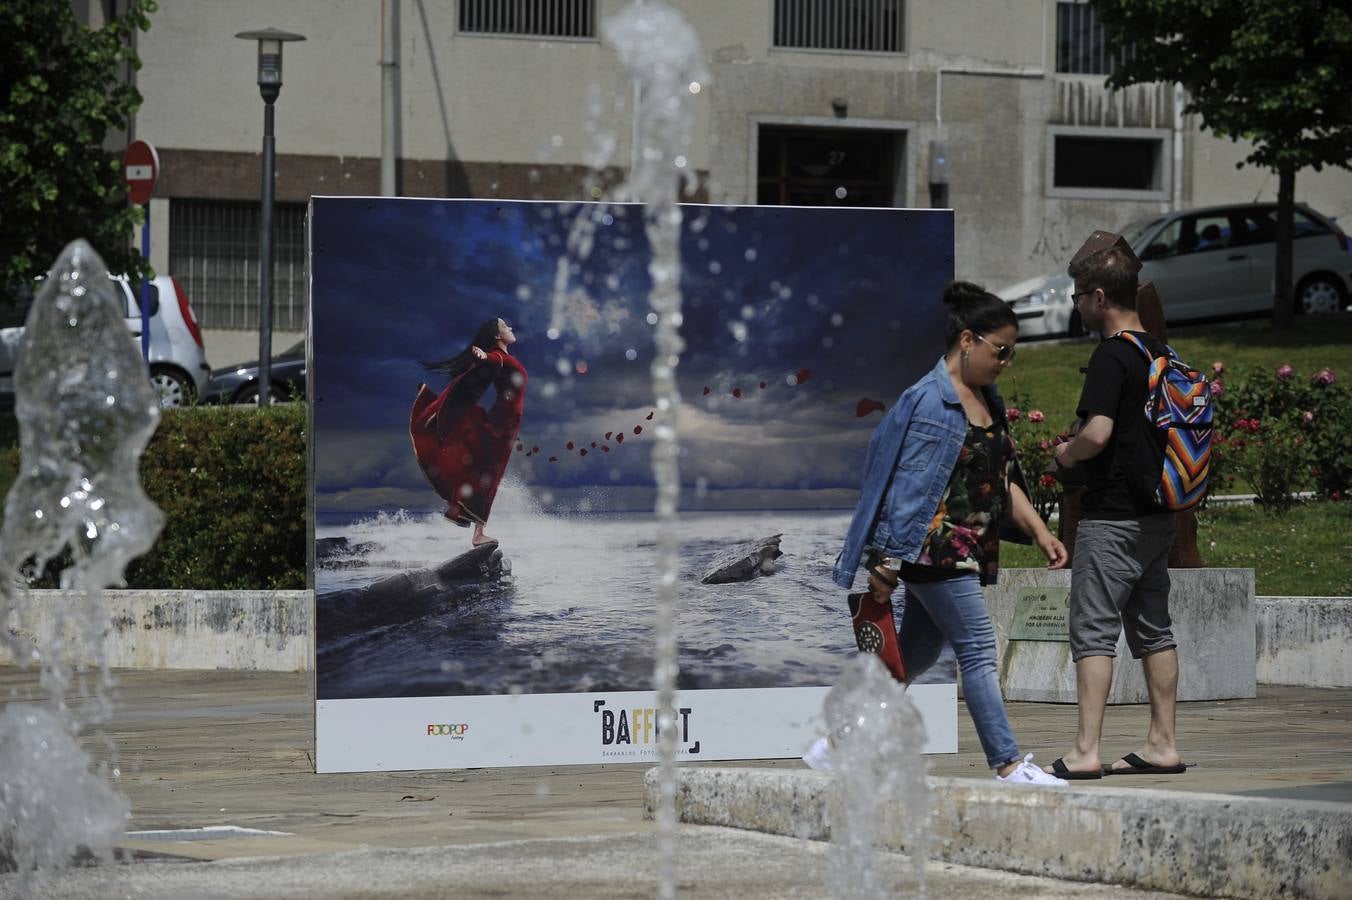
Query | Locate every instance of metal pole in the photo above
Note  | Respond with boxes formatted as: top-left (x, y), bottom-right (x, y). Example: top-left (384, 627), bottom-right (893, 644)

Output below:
top-left (139, 203), bottom-right (151, 365)
top-left (258, 99), bottom-right (275, 407)
top-left (381, 0), bottom-right (399, 196)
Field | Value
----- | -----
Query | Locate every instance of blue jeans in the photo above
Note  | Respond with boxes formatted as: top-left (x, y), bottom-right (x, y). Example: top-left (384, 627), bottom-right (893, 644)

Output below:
top-left (898, 574), bottom-right (1019, 770)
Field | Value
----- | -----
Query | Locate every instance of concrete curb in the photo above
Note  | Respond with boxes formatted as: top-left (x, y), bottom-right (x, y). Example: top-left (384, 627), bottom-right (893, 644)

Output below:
top-left (648, 767), bottom-right (1352, 900)
top-left (0, 589), bottom-right (311, 670)
top-left (1257, 597), bottom-right (1352, 688)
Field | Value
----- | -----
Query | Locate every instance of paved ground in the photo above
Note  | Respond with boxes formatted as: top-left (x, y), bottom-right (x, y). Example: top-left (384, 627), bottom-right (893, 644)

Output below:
top-left (2, 667), bottom-right (1349, 897)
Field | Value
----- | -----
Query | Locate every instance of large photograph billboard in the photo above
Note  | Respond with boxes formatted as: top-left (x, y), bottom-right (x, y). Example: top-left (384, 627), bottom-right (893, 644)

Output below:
top-left (311, 197), bottom-right (955, 772)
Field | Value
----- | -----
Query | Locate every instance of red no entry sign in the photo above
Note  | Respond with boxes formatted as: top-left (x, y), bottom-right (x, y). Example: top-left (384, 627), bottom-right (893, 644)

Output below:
top-left (124, 140), bottom-right (160, 205)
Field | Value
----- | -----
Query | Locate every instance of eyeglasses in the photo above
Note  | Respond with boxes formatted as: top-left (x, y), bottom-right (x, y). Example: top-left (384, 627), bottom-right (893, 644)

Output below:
top-left (974, 333), bottom-right (1016, 363)
top-left (1071, 288), bottom-right (1096, 303)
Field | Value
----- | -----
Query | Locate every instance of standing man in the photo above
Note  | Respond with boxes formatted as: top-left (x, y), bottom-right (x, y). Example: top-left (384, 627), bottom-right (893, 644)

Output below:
top-left (1044, 232), bottom-right (1188, 780)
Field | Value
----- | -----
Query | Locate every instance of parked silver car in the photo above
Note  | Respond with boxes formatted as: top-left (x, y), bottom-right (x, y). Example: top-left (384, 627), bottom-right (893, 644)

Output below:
top-left (0, 273), bottom-right (211, 408)
top-left (1000, 203), bottom-right (1352, 337)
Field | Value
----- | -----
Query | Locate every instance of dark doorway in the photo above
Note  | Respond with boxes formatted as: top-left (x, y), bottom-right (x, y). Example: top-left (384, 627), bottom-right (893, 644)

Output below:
top-left (757, 126), bottom-right (901, 207)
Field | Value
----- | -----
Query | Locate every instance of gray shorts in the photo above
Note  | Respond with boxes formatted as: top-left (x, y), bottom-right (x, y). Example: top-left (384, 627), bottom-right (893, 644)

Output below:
top-left (1069, 517), bottom-right (1177, 662)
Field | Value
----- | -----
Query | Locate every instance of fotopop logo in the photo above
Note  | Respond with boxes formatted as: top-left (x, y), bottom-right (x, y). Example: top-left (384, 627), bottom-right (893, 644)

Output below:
top-left (426, 723), bottom-right (469, 739)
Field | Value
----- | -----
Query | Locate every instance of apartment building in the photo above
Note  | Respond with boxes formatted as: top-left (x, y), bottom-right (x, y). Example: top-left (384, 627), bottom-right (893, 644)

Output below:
top-left (109, 0), bottom-right (1352, 362)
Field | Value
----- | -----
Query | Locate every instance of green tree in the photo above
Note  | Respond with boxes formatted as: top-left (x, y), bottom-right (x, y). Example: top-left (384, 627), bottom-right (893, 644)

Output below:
top-left (1091, 0), bottom-right (1352, 327)
top-left (1, 0), bottom-right (157, 294)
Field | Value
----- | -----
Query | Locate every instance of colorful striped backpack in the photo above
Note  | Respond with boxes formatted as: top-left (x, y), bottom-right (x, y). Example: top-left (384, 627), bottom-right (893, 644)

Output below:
top-left (1115, 331), bottom-right (1213, 511)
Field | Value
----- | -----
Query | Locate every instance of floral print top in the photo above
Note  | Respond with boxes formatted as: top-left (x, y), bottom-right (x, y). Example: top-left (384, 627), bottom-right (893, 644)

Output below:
top-left (901, 420), bottom-right (1022, 586)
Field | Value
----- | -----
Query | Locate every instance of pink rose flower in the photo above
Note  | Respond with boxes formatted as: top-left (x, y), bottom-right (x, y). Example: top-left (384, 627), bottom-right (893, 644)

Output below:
top-left (1276, 364), bottom-right (1294, 380)
top-left (1028, 409), bottom-right (1045, 423)
top-left (1211, 361), bottom-right (1225, 374)
top-left (1039, 473), bottom-right (1057, 488)
top-left (1303, 410), bottom-right (1315, 424)
top-left (1313, 368), bottom-right (1336, 385)
top-left (1038, 438), bottom-right (1052, 451)
top-left (1006, 407), bottom-right (1022, 422)
top-left (1208, 379), bottom-right (1225, 397)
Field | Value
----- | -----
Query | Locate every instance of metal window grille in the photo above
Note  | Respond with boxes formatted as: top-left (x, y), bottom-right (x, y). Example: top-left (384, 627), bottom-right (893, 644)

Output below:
top-left (1056, 1), bottom-right (1133, 75)
top-left (459, 0), bottom-right (595, 38)
top-left (773, 0), bottom-right (905, 53)
top-left (168, 199), bottom-right (308, 332)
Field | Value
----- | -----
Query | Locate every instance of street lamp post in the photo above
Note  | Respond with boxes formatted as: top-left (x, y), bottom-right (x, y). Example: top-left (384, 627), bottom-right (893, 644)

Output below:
top-left (236, 27), bottom-right (305, 407)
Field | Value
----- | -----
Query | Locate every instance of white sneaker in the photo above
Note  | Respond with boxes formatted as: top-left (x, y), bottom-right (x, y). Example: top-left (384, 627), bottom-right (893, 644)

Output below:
top-left (802, 736), bottom-right (836, 772)
top-left (994, 753), bottom-right (1068, 787)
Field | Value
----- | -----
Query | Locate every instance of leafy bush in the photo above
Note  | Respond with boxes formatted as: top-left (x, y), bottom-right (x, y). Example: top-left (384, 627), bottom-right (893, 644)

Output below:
top-left (128, 403), bottom-right (306, 589)
top-left (0, 404), bottom-right (307, 589)
top-left (1003, 398), bottom-right (1065, 524)
top-left (1212, 362), bottom-right (1351, 510)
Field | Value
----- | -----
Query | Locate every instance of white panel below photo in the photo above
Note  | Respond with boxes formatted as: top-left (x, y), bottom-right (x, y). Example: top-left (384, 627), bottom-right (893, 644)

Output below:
top-left (315, 684), bottom-right (957, 773)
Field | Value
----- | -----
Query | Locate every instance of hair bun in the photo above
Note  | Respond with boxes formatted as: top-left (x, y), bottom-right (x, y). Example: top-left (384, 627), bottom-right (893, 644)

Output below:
top-left (943, 280), bottom-right (987, 306)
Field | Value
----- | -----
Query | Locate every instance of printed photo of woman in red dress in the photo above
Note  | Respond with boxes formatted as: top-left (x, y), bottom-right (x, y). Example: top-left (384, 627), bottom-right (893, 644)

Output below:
top-left (409, 317), bottom-right (525, 547)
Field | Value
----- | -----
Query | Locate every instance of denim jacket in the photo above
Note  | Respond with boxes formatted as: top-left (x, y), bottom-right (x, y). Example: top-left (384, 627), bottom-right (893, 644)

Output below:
top-left (831, 356), bottom-right (1013, 589)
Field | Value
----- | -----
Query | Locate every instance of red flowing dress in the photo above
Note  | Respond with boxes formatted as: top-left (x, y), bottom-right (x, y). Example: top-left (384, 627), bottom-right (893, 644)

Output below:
top-left (409, 348), bottom-right (527, 526)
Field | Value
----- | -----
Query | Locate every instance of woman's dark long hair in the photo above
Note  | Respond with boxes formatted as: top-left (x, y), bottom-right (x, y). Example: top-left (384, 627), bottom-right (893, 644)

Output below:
top-left (422, 318), bottom-right (502, 378)
top-left (943, 280), bottom-right (1017, 350)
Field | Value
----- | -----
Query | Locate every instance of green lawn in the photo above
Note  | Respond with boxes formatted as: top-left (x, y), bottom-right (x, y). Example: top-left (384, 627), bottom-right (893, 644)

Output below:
top-left (1002, 501), bottom-right (1352, 596)
top-left (1000, 314), bottom-right (1352, 428)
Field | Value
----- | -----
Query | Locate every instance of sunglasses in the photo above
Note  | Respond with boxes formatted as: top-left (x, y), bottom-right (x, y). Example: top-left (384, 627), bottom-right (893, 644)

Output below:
top-left (974, 333), bottom-right (1016, 363)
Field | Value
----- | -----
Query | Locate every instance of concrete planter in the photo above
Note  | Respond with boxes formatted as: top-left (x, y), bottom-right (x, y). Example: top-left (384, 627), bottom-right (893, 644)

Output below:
top-left (989, 569), bottom-right (1256, 704)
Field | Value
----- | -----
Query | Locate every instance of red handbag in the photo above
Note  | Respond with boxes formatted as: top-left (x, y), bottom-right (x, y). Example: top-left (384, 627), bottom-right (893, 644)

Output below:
top-left (848, 590), bottom-right (907, 682)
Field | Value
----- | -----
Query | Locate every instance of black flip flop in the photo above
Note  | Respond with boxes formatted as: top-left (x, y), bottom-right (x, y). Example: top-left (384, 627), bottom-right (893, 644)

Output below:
top-left (1102, 752), bottom-right (1188, 775)
top-left (1050, 757), bottom-right (1103, 780)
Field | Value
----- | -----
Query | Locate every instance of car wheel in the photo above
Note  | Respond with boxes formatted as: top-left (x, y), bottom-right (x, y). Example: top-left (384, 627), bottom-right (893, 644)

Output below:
top-left (150, 366), bottom-right (194, 408)
top-left (1296, 275), bottom-right (1347, 315)
top-left (233, 383), bottom-right (285, 405)
top-left (1067, 306), bottom-right (1085, 338)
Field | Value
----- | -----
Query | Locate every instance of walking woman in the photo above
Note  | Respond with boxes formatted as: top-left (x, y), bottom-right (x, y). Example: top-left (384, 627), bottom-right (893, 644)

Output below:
top-left (410, 317), bottom-right (525, 547)
top-left (818, 281), bottom-right (1069, 785)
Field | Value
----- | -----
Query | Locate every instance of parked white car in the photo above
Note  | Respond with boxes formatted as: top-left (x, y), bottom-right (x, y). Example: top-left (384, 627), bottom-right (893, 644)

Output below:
top-left (1000, 203), bottom-right (1352, 338)
top-left (0, 273), bottom-right (211, 408)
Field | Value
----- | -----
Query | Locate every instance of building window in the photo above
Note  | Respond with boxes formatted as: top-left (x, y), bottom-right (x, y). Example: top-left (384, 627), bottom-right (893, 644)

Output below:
top-left (1056, 1), bottom-right (1132, 75)
top-left (168, 200), bottom-right (308, 332)
top-left (459, 0), bottom-right (595, 39)
top-left (1047, 126), bottom-right (1169, 200)
top-left (757, 126), bottom-right (901, 206)
top-left (773, 0), bottom-right (905, 54)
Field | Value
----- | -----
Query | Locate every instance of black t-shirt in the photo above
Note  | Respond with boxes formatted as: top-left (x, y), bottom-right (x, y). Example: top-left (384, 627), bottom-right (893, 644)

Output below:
top-left (1075, 331), bottom-right (1172, 519)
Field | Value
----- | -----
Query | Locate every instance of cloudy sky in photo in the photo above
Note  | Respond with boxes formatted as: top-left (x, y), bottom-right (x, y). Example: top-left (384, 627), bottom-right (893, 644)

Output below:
top-left (311, 197), bottom-right (952, 513)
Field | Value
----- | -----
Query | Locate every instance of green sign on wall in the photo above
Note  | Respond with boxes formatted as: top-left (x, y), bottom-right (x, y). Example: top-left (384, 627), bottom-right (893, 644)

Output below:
top-left (1009, 587), bottom-right (1071, 642)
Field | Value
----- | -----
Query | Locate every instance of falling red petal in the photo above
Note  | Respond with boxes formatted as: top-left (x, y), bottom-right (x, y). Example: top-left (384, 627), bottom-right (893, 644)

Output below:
top-left (566, 441), bottom-right (574, 450)
top-left (760, 382), bottom-right (767, 389)
top-left (615, 433), bottom-right (624, 443)
top-left (702, 386), bottom-right (710, 395)
top-left (605, 432), bottom-right (613, 440)
top-left (795, 368), bottom-right (813, 384)
top-left (516, 443), bottom-right (524, 451)
top-left (646, 411), bottom-right (654, 420)
top-left (634, 425), bottom-right (642, 435)
top-left (532, 446), bottom-right (540, 454)
top-left (602, 446), bottom-right (610, 452)
top-left (549, 456), bottom-right (558, 462)
top-left (580, 449), bottom-right (588, 456)
top-left (591, 442), bottom-right (597, 448)
top-left (856, 398), bottom-right (886, 418)
top-left (732, 388), bottom-right (742, 398)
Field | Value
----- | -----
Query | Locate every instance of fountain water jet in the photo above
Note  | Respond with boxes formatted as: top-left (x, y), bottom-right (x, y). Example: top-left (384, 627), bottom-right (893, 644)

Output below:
top-left (823, 656), bottom-right (931, 899)
top-left (0, 239), bottom-right (165, 887)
